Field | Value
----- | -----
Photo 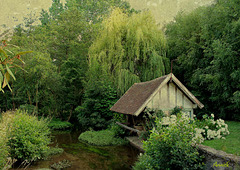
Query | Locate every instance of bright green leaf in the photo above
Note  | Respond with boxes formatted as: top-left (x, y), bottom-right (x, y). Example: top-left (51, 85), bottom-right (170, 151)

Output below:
top-left (6, 64), bottom-right (16, 80)
top-left (15, 51), bottom-right (33, 56)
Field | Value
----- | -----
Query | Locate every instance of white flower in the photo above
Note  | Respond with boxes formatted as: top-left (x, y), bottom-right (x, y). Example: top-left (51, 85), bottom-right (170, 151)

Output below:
top-left (170, 115), bottom-right (177, 123)
top-left (211, 114), bottom-right (215, 118)
top-left (210, 119), bottom-right (215, 124)
top-left (161, 117), bottom-right (170, 125)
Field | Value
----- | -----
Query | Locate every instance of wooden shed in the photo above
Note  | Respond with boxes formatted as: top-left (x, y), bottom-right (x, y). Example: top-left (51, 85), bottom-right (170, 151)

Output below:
top-left (110, 73), bottom-right (204, 127)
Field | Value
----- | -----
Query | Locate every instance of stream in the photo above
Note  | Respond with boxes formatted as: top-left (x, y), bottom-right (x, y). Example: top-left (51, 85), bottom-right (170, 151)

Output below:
top-left (11, 131), bottom-right (140, 170)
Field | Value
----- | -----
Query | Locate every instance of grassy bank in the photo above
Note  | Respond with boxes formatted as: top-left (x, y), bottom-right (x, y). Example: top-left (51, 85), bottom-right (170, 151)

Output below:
top-left (202, 121), bottom-right (240, 156)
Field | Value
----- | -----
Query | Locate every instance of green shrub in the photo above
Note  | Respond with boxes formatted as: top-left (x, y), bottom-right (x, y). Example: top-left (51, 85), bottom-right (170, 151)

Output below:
top-left (133, 113), bottom-right (205, 170)
top-left (78, 129), bottom-right (127, 146)
top-left (109, 122), bottom-right (126, 138)
top-left (7, 110), bottom-right (51, 162)
top-left (140, 108), bottom-right (165, 140)
top-left (0, 114), bottom-right (12, 169)
top-left (170, 106), bottom-right (183, 115)
top-left (0, 137), bottom-right (8, 169)
top-left (76, 82), bottom-right (118, 131)
top-left (48, 119), bottom-right (73, 130)
top-left (133, 154), bottom-right (154, 170)
top-left (19, 104), bottom-right (37, 114)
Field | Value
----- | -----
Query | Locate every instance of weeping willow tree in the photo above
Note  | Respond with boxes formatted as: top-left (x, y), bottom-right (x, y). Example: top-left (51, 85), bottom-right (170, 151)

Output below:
top-left (88, 8), bottom-right (169, 95)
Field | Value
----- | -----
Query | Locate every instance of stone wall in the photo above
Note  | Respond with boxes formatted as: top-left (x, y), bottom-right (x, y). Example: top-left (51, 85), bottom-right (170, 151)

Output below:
top-left (198, 144), bottom-right (240, 170)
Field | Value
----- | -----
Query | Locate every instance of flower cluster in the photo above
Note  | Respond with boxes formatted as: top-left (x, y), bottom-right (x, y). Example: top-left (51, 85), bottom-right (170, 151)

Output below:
top-left (161, 115), bottom-right (177, 125)
top-left (195, 114), bottom-right (230, 141)
top-left (192, 128), bottom-right (205, 144)
top-left (159, 113), bottom-right (230, 144)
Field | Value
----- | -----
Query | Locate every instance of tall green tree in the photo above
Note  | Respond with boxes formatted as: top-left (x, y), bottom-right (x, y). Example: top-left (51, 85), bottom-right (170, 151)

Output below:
top-left (77, 8), bottom-right (169, 130)
top-left (0, 0), bottom-right (134, 120)
top-left (39, 0), bottom-right (64, 26)
top-left (46, 7), bottom-right (90, 68)
top-left (65, 0), bottom-right (134, 23)
top-left (4, 22), bottom-right (63, 116)
top-left (166, 0), bottom-right (240, 120)
top-left (89, 8), bottom-right (169, 95)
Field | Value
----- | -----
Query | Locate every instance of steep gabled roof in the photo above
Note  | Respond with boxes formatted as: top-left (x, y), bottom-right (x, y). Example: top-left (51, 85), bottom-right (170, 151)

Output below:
top-left (110, 73), bottom-right (204, 116)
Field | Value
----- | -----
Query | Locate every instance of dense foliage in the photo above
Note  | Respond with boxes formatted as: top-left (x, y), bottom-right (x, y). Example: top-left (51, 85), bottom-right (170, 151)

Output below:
top-left (0, 40), bottom-right (31, 92)
top-left (0, 0), bottom-right (133, 121)
top-left (76, 81), bottom-right (118, 130)
top-left (1, 0), bottom-right (240, 169)
top-left (7, 111), bottom-right (51, 162)
top-left (48, 119), bottom-right (73, 130)
top-left (166, 0), bottom-right (240, 120)
top-left (0, 113), bottom-right (13, 169)
top-left (88, 8), bottom-right (169, 95)
top-left (0, 133), bottom-right (8, 169)
top-left (78, 8), bottom-right (169, 130)
top-left (133, 113), bottom-right (205, 170)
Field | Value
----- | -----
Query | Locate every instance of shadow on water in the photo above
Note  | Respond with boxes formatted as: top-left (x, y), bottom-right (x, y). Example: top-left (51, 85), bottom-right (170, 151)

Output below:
top-left (11, 131), bottom-right (140, 170)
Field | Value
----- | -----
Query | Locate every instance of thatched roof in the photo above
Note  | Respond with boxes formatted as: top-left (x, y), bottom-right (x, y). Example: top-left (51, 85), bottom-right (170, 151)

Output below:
top-left (110, 73), bottom-right (204, 116)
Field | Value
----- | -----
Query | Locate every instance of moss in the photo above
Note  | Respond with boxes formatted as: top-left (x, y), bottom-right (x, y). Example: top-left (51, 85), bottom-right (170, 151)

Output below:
top-left (46, 147), bottom-right (64, 157)
top-left (78, 129), bottom-right (127, 146)
top-left (61, 143), bottom-right (110, 157)
top-left (50, 159), bottom-right (71, 169)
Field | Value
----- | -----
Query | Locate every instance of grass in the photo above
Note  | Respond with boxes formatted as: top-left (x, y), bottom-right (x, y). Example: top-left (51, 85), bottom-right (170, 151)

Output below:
top-left (202, 121), bottom-right (240, 156)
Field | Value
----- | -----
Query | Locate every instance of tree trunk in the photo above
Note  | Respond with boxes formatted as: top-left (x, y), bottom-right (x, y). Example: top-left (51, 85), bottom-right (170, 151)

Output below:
top-left (35, 82), bottom-right (38, 113)
top-left (23, 70), bottom-right (32, 105)
top-left (11, 82), bottom-right (16, 110)
top-left (67, 105), bottom-right (73, 122)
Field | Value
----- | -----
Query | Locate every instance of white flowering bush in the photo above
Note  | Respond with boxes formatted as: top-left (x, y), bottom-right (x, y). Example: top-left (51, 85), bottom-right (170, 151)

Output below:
top-left (193, 128), bottom-right (205, 144)
top-left (133, 112), bottom-right (231, 170)
top-left (161, 115), bottom-right (177, 125)
top-left (159, 112), bottom-right (230, 143)
top-left (195, 114), bottom-right (230, 141)
top-left (133, 112), bottom-right (205, 170)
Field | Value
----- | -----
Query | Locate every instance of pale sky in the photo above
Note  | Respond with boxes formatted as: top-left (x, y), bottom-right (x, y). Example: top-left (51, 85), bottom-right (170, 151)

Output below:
top-left (0, 0), bottom-right (213, 35)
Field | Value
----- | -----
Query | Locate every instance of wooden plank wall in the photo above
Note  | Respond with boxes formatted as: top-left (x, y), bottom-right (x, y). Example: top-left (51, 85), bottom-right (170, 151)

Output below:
top-left (147, 82), bottom-right (194, 115)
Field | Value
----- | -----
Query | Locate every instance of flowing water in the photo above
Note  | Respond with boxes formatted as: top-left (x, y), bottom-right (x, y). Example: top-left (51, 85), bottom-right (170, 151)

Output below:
top-left (11, 131), bottom-right (140, 170)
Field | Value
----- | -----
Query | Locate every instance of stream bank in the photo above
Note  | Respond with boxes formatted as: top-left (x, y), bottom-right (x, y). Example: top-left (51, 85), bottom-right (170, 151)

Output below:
top-left (11, 131), bottom-right (140, 170)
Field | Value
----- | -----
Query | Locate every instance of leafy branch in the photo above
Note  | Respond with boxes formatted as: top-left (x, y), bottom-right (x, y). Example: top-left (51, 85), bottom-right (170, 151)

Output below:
top-left (0, 40), bottom-right (32, 92)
